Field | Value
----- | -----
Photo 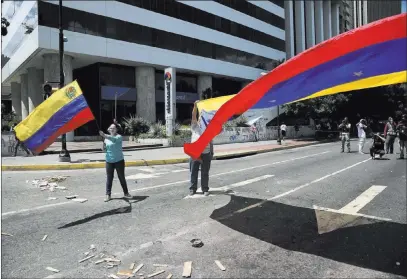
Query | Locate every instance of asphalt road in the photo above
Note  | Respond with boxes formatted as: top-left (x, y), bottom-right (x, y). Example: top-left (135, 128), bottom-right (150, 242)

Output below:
top-left (2, 140), bottom-right (406, 278)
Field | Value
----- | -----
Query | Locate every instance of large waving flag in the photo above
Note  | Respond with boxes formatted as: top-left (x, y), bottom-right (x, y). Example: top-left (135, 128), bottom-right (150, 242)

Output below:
top-left (14, 80), bottom-right (95, 154)
top-left (185, 13), bottom-right (407, 159)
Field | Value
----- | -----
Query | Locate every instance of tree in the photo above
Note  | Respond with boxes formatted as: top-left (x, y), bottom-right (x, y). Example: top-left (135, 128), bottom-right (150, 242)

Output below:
top-left (201, 88), bottom-right (212, 100)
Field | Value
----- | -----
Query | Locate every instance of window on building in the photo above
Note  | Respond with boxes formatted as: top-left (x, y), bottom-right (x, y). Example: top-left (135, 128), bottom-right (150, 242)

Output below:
top-left (176, 75), bottom-right (197, 93)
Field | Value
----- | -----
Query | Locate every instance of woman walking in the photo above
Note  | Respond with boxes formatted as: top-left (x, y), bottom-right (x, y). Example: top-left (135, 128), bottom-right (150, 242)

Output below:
top-left (99, 123), bottom-right (131, 202)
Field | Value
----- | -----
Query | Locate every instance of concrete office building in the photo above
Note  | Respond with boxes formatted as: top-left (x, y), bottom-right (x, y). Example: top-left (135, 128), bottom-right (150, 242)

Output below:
top-left (352, 0), bottom-right (402, 28)
top-left (2, 0), bottom-right (288, 139)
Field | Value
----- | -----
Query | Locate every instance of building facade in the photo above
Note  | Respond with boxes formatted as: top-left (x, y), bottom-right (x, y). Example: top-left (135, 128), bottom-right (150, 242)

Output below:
top-left (2, 0), bottom-right (288, 139)
top-left (352, 0), bottom-right (402, 28)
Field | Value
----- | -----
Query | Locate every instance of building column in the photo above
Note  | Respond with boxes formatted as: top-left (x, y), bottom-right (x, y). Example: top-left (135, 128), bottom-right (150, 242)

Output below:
top-left (11, 82), bottom-right (22, 121)
top-left (357, 0), bottom-right (362, 26)
top-left (197, 75), bottom-right (212, 100)
top-left (331, 2), bottom-right (340, 36)
top-left (136, 66), bottom-right (156, 123)
top-left (314, 0), bottom-right (324, 44)
top-left (362, 0), bottom-right (368, 25)
top-left (305, 0), bottom-right (315, 49)
top-left (27, 67), bottom-right (42, 113)
top-left (43, 53), bottom-right (75, 141)
top-left (294, 0), bottom-right (306, 54)
top-left (284, 0), bottom-right (295, 59)
top-left (20, 73), bottom-right (29, 120)
top-left (323, 0), bottom-right (332, 40)
top-left (353, 0), bottom-right (358, 28)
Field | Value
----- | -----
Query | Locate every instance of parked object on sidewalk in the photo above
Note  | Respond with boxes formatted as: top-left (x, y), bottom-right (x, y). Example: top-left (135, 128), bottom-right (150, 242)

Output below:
top-left (100, 123), bottom-right (131, 202)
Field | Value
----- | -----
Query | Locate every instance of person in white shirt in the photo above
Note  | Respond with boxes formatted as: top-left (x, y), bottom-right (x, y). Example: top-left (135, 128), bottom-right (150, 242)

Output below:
top-left (356, 119), bottom-right (367, 154)
top-left (280, 122), bottom-right (287, 141)
top-left (189, 102), bottom-right (214, 196)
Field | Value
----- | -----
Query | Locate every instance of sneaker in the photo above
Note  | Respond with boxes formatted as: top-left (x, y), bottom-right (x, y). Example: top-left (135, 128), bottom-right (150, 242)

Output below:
top-left (123, 193), bottom-right (132, 199)
top-left (203, 192), bottom-right (210, 197)
top-left (189, 190), bottom-right (196, 196)
top-left (104, 195), bottom-right (111, 202)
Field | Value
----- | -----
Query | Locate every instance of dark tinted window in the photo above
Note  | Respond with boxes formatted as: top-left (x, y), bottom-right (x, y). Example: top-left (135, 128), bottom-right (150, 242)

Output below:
top-left (214, 0), bottom-right (285, 29)
top-left (116, 0), bottom-right (285, 51)
top-left (38, 1), bottom-right (276, 70)
top-left (99, 64), bottom-right (135, 87)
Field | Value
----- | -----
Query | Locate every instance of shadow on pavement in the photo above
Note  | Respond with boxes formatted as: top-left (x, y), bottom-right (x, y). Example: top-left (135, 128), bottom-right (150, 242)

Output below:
top-left (210, 195), bottom-right (406, 276)
top-left (58, 196), bottom-right (148, 229)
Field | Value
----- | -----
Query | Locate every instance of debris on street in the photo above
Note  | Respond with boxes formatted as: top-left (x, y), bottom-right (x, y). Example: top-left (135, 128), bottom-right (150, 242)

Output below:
top-left (214, 260), bottom-right (226, 271)
top-left (182, 261), bottom-right (192, 278)
top-left (147, 270), bottom-right (165, 278)
top-left (105, 258), bottom-right (121, 263)
top-left (153, 264), bottom-right (167, 267)
top-left (166, 274), bottom-right (172, 279)
top-left (108, 274), bottom-right (120, 279)
top-left (133, 264), bottom-right (144, 274)
top-left (117, 270), bottom-right (133, 276)
top-left (72, 198), bottom-right (88, 203)
top-left (99, 253), bottom-right (105, 258)
top-left (129, 263), bottom-right (135, 270)
top-left (79, 254), bottom-right (95, 263)
top-left (65, 195), bottom-right (78, 200)
top-left (32, 176), bottom-right (69, 192)
top-left (1, 232), bottom-right (13, 237)
top-left (190, 239), bottom-right (204, 248)
top-left (95, 259), bottom-right (105, 265)
top-left (46, 267), bottom-right (60, 273)
top-left (90, 244), bottom-right (96, 250)
top-left (47, 197), bottom-right (58, 201)
top-left (42, 235), bottom-right (48, 241)
top-left (84, 251), bottom-right (90, 256)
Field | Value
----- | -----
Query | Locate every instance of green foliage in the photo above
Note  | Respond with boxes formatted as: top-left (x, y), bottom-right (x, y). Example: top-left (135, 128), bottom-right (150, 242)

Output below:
top-left (150, 121), bottom-right (167, 138)
top-left (122, 114), bottom-right (150, 136)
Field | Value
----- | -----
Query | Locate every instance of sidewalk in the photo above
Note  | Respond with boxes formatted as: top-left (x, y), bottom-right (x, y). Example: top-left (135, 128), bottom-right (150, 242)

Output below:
top-left (2, 139), bottom-right (329, 171)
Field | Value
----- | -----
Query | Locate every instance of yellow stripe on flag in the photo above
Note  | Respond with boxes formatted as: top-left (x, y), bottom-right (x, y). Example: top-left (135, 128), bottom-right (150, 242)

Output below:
top-left (15, 80), bottom-right (83, 142)
top-left (196, 95), bottom-right (236, 113)
top-left (290, 71), bottom-right (407, 104)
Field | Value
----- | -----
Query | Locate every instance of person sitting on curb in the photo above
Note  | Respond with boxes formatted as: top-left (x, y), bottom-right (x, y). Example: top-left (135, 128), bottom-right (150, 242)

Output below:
top-left (189, 101), bottom-right (214, 197)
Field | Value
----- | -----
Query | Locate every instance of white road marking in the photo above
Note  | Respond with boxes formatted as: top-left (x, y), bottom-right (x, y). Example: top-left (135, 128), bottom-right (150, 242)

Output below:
top-left (313, 205), bottom-right (391, 221)
top-left (216, 158), bottom-right (372, 220)
top-left (1, 151), bottom-right (328, 217)
top-left (339, 185), bottom-right (387, 214)
top-left (126, 173), bottom-right (159, 179)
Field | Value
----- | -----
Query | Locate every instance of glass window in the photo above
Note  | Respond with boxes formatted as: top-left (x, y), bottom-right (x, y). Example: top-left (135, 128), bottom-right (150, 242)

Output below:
top-left (176, 75), bottom-right (197, 93)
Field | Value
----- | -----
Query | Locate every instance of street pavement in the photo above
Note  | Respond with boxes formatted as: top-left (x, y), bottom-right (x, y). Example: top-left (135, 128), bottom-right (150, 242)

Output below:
top-left (1, 140), bottom-right (406, 278)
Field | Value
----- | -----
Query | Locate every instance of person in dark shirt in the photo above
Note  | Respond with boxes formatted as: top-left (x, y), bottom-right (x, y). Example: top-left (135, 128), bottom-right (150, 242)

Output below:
top-left (397, 114), bottom-right (407, 159)
top-left (338, 117), bottom-right (351, 153)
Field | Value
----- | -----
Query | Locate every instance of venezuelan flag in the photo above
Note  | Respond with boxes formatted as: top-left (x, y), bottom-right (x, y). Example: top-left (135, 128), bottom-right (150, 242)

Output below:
top-left (14, 80), bottom-right (95, 154)
top-left (185, 13), bottom-right (407, 159)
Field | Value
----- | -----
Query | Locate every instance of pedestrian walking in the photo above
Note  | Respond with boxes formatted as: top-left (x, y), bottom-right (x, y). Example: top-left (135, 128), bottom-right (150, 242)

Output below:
top-left (396, 114), bottom-right (407, 159)
top-left (294, 124), bottom-right (299, 139)
top-left (99, 123), bottom-right (131, 202)
top-left (11, 125), bottom-right (31, 157)
top-left (280, 122), bottom-right (287, 141)
top-left (356, 119), bottom-right (367, 154)
top-left (384, 117), bottom-right (397, 154)
top-left (338, 117), bottom-right (351, 153)
top-left (189, 101), bottom-right (214, 196)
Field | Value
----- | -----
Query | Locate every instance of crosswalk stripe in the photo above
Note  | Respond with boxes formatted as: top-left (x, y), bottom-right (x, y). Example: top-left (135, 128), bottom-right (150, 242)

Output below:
top-left (215, 175), bottom-right (275, 191)
top-left (339, 185), bottom-right (387, 214)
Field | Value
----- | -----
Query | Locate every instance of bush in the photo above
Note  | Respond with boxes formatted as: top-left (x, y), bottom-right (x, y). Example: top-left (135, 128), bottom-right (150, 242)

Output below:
top-left (122, 115), bottom-right (150, 137)
top-left (150, 121), bottom-right (167, 138)
top-left (173, 122), bottom-right (182, 136)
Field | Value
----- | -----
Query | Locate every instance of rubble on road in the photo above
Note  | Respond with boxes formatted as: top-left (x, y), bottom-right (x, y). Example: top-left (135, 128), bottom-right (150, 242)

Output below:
top-left (46, 267), bottom-right (60, 273)
top-left (147, 270), bottom-right (165, 278)
top-left (32, 176), bottom-right (69, 192)
top-left (47, 197), bottom-right (58, 201)
top-left (72, 198), bottom-right (88, 203)
top-left (214, 260), bottom-right (226, 271)
top-left (1, 232), bottom-right (13, 237)
top-left (117, 270), bottom-right (133, 276)
top-left (65, 195), bottom-right (78, 199)
top-left (79, 254), bottom-right (95, 263)
top-left (42, 235), bottom-right (48, 241)
top-left (132, 263), bottom-right (144, 274)
top-left (182, 261), bottom-right (192, 278)
top-left (166, 274), bottom-right (172, 279)
top-left (90, 244), bottom-right (96, 250)
top-left (108, 274), bottom-right (120, 279)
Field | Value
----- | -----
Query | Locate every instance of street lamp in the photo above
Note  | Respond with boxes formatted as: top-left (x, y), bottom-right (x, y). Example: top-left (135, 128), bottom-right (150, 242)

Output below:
top-left (260, 72), bottom-right (282, 145)
top-left (58, 0), bottom-right (70, 162)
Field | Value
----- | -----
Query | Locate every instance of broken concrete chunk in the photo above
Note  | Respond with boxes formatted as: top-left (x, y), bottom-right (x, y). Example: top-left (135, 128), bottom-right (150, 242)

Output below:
top-left (65, 195), bottom-right (78, 199)
top-left (214, 260), bottom-right (226, 271)
top-left (72, 198), bottom-right (88, 203)
top-left (132, 263), bottom-right (144, 274)
top-left (90, 244), bottom-right (96, 250)
top-left (153, 264), bottom-right (167, 267)
top-left (166, 274), bottom-right (172, 279)
top-left (47, 197), bottom-right (58, 201)
top-left (55, 186), bottom-right (67, 190)
top-left (117, 270), bottom-right (133, 276)
top-left (48, 183), bottom-right (58, 187)
top-left (129, 263), bottom-right (135, 270)
top-left (108, 275), bottom-right (120, 279)
top-left (39, 181), bottom-right (48, 187)
top-left (95, 259), bottom-right (105, 265)
top-left (42, 235), bottom-right (48, 241)
top-left (84, 251), bottom-right (90, 256)
top-left (99, 253), bottom-right (105, 258)
top-left (1, 232), bottom-right (13, 237)
top-left (78, 254), bottom-right (95, 263)
top-left (46, 267), bottom-right (60, 273)
top-left (182, 261), bottom-right (192, 278)
top-left (105, 258), bottom-right (120, 263)
top-left (147, 270), bottom-right (165, 278)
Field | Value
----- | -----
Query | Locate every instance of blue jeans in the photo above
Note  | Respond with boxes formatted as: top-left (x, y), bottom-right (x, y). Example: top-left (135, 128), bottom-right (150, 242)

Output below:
top-left (106, 159), bottom-right (129, 196)
top-left (189, 153), bottom-right (212, 192)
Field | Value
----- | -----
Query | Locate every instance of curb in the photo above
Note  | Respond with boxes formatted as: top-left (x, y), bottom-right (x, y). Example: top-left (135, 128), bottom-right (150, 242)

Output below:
top-left (40, 144), bottom-right (163, 155)
top-left (2, 140), bottom-right (334, 171)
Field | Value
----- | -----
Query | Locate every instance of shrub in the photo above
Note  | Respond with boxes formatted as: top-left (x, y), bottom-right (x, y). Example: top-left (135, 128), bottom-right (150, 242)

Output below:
top-left (122, 114), bottom-right (150, 137)
top-left (150, 121), bottom-right (167, 138)
top-left (173, 122), bottom-right (182, 136)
